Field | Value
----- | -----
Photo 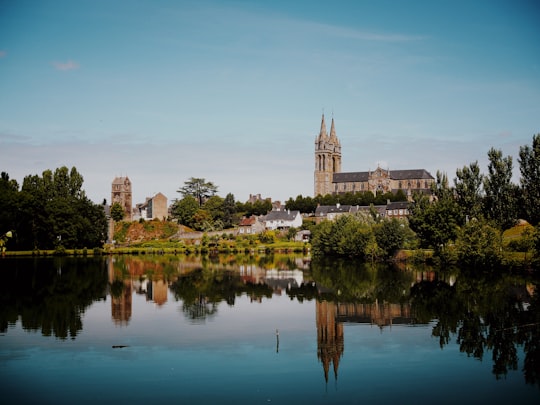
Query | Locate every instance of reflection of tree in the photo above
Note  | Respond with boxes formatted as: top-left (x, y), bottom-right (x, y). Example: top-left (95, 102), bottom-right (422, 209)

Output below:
top-left (169, 268), bottom-right (272, 321)
top-left (182, 296), bottom-right (219, 322)
top-left (310, 257), bottom-right (414, 303)
top-left (0, 257), bottom-right (108, 339)
top-left (410, 275), bottom-right (540, 386)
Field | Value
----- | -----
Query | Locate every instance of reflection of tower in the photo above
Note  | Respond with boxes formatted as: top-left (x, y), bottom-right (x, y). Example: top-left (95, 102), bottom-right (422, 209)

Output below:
top-left (108, 258), bottom-right (133, 325)
top-left (111, 279), bottom-right (132, 325)
top-left (316, 300), bottom-right (344, 383)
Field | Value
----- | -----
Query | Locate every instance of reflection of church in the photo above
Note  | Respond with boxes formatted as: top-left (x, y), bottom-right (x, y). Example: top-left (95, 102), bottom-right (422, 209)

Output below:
top-left (316, 301), bottom-right (344, 383)
top-left (316, 300), bottom-right (414, 382)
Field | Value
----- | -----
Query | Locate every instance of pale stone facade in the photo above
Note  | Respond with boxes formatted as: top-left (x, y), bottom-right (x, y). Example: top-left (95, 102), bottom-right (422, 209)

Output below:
top-left (314, 115), bottom-right (434, 197)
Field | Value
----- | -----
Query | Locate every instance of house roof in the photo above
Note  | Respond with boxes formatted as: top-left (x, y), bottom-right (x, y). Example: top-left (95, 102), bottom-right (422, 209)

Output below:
top-left (264, 210), bottom-right (300, 221)
top-left (315, 204), bottom-right (353, 216)
top-left (386, 201), bottom-right (410, 210)
top-left (239, 216), bottom-right (257, 226)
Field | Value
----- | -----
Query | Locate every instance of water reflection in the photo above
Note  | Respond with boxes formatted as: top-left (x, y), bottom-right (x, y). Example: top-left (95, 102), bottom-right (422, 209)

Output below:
top-left (0, 254), bottom-right (538, 389)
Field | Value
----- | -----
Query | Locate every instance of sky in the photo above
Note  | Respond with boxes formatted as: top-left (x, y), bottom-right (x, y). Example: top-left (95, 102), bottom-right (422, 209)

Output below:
top-left (1, 0), bottom-right (539, 206)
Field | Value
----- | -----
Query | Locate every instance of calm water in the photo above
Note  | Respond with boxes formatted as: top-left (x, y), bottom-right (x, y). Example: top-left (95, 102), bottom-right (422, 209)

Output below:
top-left (1, 255), bottom-right (538, 404)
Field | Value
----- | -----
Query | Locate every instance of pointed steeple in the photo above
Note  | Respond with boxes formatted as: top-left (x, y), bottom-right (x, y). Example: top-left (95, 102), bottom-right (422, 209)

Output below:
top-left (318, 113), bottom-right (328, 140)
top-left (329, 117), bottom-right (339, 143)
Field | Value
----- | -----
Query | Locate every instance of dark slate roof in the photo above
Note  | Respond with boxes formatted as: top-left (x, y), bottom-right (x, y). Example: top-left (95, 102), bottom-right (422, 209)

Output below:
top-left (333, 172), bottom-right (369, 183)
top-left (315, 204), bottom-right (353, 216)
top-left (264, 210), bottom-right (300, 221)
top-left (332, 169), bottom-right (433, 183)
top-left (388, 169), bottom-right (434, 180)
top-left (386, 201), bottom-right (410, 210)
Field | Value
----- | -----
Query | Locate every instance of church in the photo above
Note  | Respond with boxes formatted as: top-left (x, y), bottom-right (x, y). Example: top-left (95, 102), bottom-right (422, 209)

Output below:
top-left (314, 114), bottom-right (434, 198)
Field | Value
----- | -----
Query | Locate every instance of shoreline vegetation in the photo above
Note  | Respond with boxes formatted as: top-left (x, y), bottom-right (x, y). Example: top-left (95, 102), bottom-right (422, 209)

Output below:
top-left (2, 234), bottom-right (534, 272)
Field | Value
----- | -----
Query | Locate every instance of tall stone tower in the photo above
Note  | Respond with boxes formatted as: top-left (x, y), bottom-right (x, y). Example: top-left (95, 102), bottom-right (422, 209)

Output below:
top-left (111, 176), bottom-right (132, 221)
top-left (314, 114), bottom-right (341, 196)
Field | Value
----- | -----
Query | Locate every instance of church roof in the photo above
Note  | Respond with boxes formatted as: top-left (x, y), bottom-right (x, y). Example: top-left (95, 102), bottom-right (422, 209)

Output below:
top-left (332, 169), bottom-right (433, 183)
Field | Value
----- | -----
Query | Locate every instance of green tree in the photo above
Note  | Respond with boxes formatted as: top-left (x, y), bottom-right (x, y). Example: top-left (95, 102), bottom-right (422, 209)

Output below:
top-left (203, 195), bottom-right (224, 223)
top-left (483, 148), bottom-right (517, 230)
top-left (373, 219), bottom-right (409, 258)
top-left (518, 134), bottom-right (540, 225)
top-left (409, 193), bottom-right (460, 253)
top-left (171, 195), bottom-right (199, 229)
top-left (222, 193), bottom-right (237, 228)
top-left (110, 202), bottom-right (125, 222)
top-left (455, 219), bottom-right (502, 270)
top-left (454, 161), bottom-right (483, 223)
top-left (178, 177), bottom-right (218, 207)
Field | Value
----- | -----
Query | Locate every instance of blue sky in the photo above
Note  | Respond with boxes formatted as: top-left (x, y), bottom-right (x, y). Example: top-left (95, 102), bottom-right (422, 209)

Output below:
top-left (1, 0), bottom-right (539, 206)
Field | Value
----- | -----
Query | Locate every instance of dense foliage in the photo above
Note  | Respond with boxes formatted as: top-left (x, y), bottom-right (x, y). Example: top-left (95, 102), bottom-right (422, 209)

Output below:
top-left (0, 167), bottom-right (107, 250)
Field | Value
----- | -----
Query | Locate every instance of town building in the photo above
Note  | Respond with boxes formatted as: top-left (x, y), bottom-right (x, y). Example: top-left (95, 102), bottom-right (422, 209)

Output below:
top-left (135, 192), bottom-right (168, 221)
top-left (314, 114), bottom-right (435, 198)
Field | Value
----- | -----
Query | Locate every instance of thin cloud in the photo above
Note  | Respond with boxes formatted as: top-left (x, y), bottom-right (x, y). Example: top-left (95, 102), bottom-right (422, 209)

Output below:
top-left (0, 50), bottom-right (6, 58)
top-left (52, 60), bottom-right (80, 71)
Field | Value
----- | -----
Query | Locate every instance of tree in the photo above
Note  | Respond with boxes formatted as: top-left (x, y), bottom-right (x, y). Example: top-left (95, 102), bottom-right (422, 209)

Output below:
top-left (518, 134), bottom-right (540, 225)
top-left (454, 161), bottom-right (483, 223)
top-left (203, 195), bottom-right (224, 223)
top-left (178, 177), bottom-right (218, 207)
top-left (110, 202), bottom-right (125, 222)
top-left (455, 219), bottom-right (502, 270)
top-left (483, 148), bottom-right (517, 230)
top-left (171, 196), bottom-right (199, 228)
top-left (409, 193), bottom-right (460, 253)
top-left (373, 219), bottom-right (411, 258)
top-left (222, 193), bottom-right (237, 228)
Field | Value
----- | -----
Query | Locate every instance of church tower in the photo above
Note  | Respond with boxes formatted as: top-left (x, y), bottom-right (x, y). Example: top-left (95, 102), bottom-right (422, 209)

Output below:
top-left (314, 114), bottom-right (341, 196)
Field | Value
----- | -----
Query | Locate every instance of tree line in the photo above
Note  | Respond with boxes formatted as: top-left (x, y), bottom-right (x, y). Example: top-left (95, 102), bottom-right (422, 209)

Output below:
top-left (0, 167), bottom-right (107, 250)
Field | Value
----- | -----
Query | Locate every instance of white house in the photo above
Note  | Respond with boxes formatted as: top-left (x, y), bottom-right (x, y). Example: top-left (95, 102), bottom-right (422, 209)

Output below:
top-left (263, 209), bottom-right (302, 230)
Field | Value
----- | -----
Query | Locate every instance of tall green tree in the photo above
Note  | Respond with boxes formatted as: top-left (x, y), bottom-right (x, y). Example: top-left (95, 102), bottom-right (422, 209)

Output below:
top-left (455, 219), bottom-right (502, 270)
top-left (171, 195), bottom-right (199, 229)
top-left (222, 193), bottom-right (237, 228)
top-left (518, 134), bottom-right (540, 225)
top-left (454, 161), bottom-right (483, 223)
top-left (409, 192), bottom-right (461, 253)
top-left (483, 148), bottom-right (517, 230)
top-left (178, 177), bottom-right (218, 207)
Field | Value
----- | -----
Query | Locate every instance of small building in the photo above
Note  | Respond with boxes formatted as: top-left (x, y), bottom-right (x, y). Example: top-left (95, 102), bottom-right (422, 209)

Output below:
top-left (238, 216), bottom-right (265, 235)
top-left (385, 201), bottom-right (410, 219)
top-left (135, 192), bottom-right (168, 220)
top-left (294, 229), bottom-right (311, 242)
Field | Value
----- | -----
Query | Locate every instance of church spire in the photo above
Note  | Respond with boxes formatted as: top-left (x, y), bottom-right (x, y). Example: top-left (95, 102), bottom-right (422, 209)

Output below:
top-left (329, 116), bottom-right (339, 143)
top-left (318, 113), bottom-right (328, 140)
